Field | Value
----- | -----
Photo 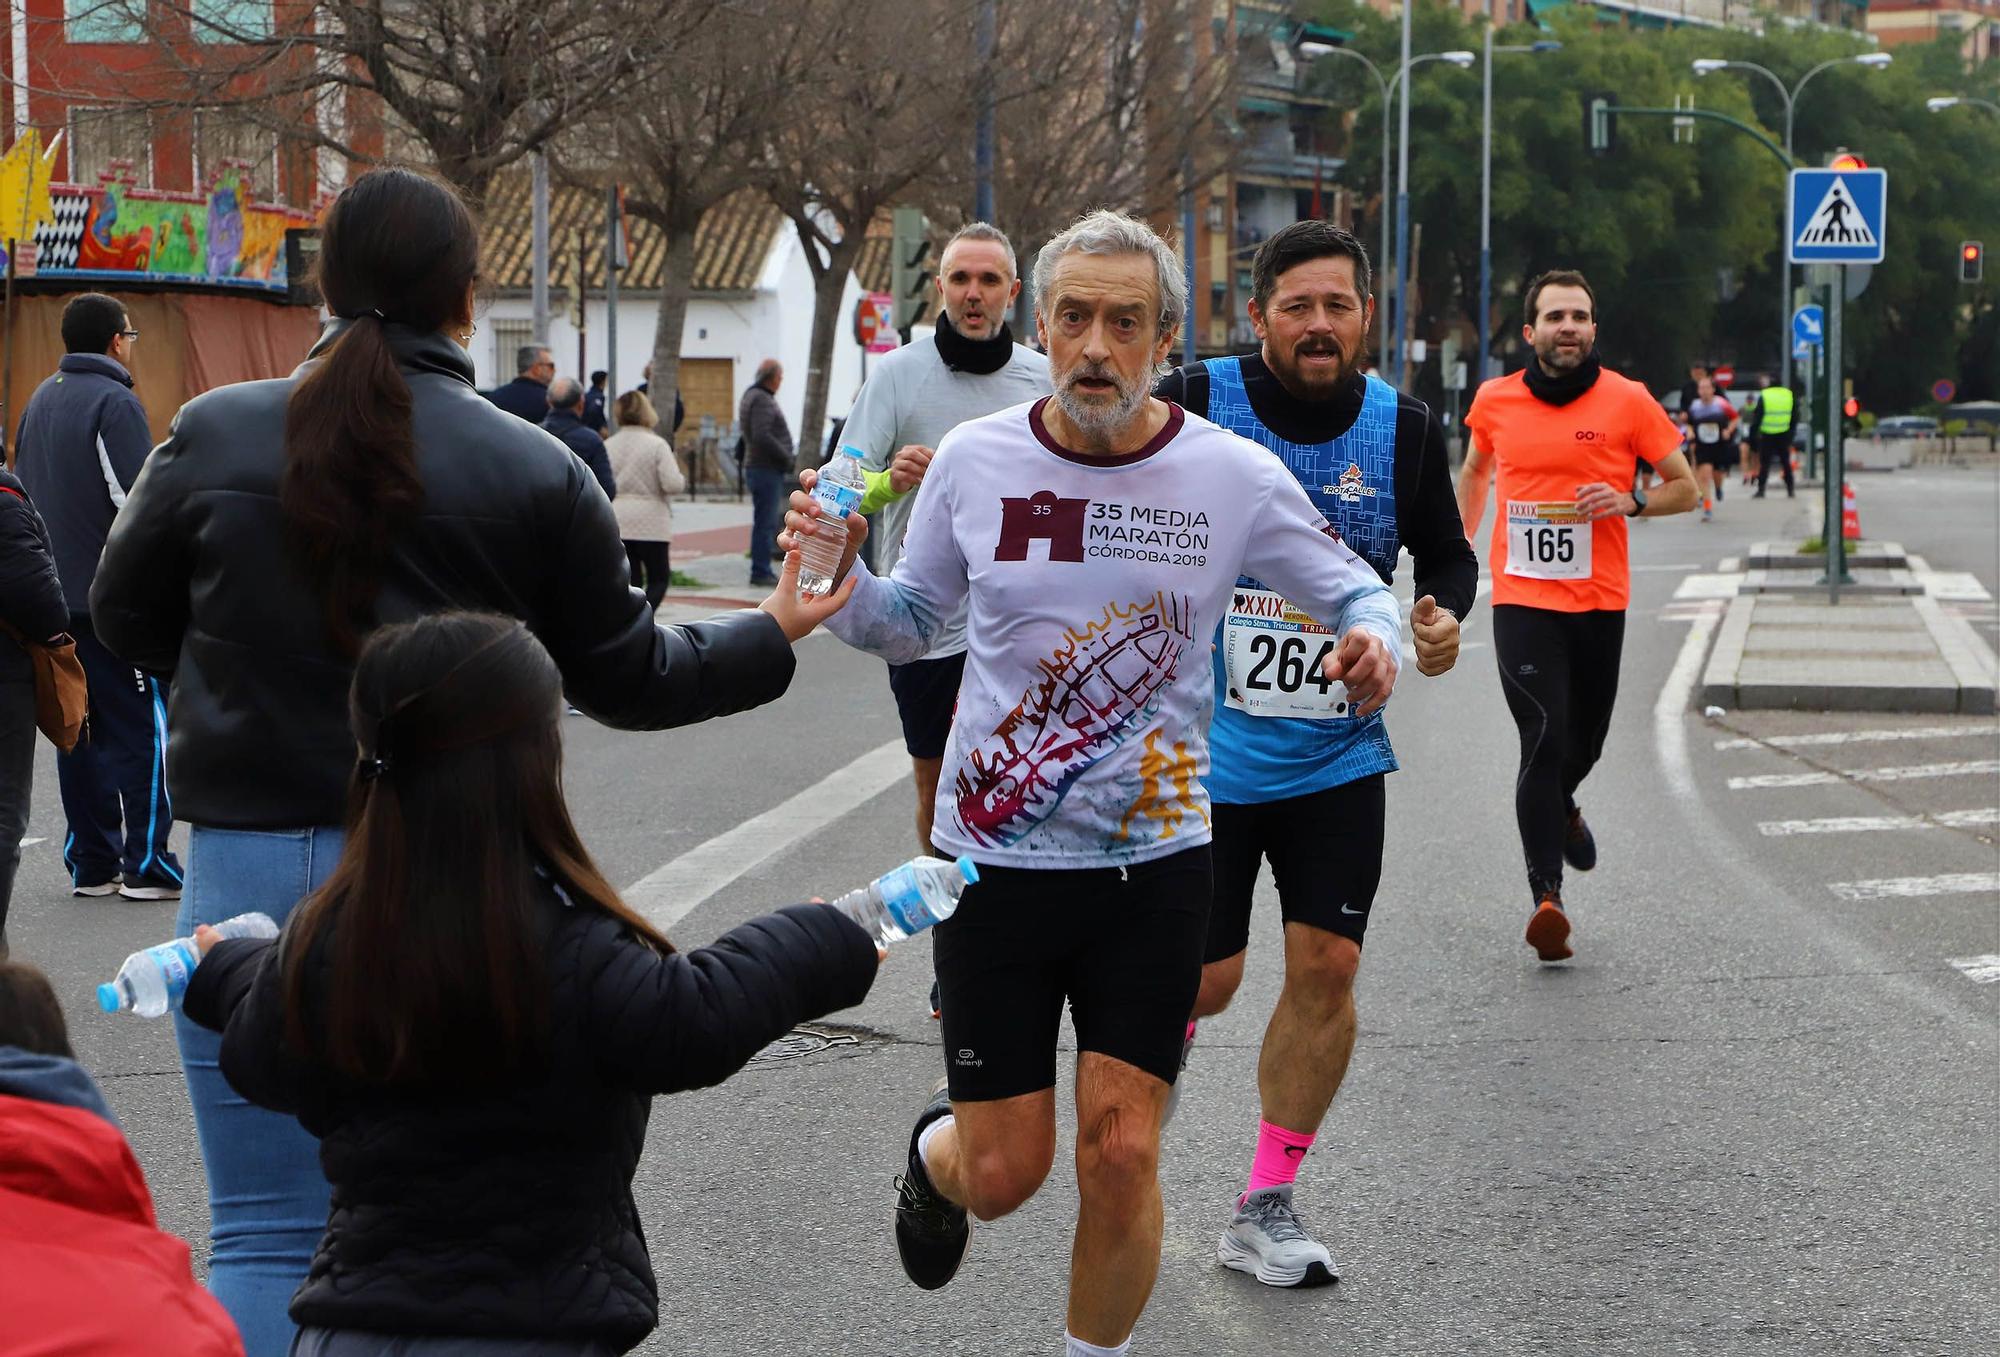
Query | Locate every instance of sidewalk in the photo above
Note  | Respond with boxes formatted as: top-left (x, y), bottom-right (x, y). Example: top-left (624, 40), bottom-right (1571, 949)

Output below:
top-left (660, 497), bottom-right (762, 620)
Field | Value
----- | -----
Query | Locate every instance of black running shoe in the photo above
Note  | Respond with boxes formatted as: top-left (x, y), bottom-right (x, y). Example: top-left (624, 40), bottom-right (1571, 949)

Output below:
top-left (1563, 806), bottom-right (1597, 872)
top-left (893, 1078), bottom-right (971, 1291)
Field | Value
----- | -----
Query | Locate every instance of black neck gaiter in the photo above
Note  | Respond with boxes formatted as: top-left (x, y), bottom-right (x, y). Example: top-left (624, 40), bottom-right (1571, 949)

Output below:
top-left (1521, 349), bottom-right (1604, 407)
top-left (934, 314), bottom-right (1016, 374)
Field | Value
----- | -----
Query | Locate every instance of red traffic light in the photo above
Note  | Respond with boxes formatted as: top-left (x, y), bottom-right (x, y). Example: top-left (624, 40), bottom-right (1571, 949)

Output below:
top-left (1965, 241), bottom-right (1985, 283)
top-left (1966, 244), bottom-right (1982, 262)
top-left (1828, 152), bottom-right (1868, 170)
top-left (1843, 397), bottom-right (1860, 418)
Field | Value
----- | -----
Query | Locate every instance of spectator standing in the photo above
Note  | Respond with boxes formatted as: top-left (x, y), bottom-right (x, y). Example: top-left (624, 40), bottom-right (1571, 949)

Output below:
top-left (583, 369), bottom-right (610, 433)
top-left (0, 465), bottom-right (68, 957)
top-left (544, 376), bottom-right (619, 501)
top-left (605, 390), bottom-right (688, 609)
top-left (486, 344), bottom-right (556, 422)
top-left (89, 167), bottom-right (854, 1354)
top-left (183, 614), bottom-right (878, 1355)
top-left (738, 358), bottom-right (793, 587)
top-left (13, 293), bottom-right (183, 901)
top-left (0, 960), bottom-right (243, 1355)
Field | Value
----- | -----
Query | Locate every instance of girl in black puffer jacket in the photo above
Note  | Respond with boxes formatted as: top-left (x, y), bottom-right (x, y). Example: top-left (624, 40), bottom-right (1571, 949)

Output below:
top-left (184, 613), bottom-right (879, 1355)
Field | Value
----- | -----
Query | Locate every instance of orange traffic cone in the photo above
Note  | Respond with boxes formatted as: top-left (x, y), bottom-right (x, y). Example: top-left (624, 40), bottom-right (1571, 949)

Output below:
top-left (1841, 480), bottom-right (1861, 541)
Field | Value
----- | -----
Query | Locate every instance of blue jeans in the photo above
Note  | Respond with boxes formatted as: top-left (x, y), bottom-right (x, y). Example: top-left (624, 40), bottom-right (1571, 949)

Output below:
top-left (175, 824), bottom-right (345, 1357)
top-left (745, 464), bottom-right (789, 582)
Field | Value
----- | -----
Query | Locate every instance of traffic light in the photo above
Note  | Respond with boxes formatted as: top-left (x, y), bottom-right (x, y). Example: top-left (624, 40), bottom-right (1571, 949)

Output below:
top-left (891, 207), bottom-right (934, 333)
top-left (1827, 151), bottom-right (1868, 170)
top-left (1962, 240), bottom-right (1985, 284)
top-left (1843, 396), bottom-right (1860, 418)
top-left (1586, 94), bottom-right (1615, 155)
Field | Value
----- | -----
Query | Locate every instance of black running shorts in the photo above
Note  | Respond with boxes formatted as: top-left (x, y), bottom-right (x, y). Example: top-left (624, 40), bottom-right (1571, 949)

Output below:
top-left (885, 651), bottom-right (967, 760)
top-left (931, 844), bottom-right (1211, 1102)
top-left (1205, 775), bottom-right (1387, 962)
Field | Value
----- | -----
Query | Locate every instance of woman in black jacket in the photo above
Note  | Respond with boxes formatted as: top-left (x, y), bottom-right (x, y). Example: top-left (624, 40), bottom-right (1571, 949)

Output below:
top-left (89, 167), bottom-right (852, 1354)
top-left (186, 613), bottom-right (879, 1355)
top-left (0, 468), bottom-right (69, 958)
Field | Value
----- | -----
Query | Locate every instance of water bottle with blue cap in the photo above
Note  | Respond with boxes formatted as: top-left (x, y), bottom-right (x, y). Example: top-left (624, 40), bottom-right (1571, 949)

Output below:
top-left (833, 856), bottom-right (979, 947)
top-left (797, 444), bottom-right (869, 599)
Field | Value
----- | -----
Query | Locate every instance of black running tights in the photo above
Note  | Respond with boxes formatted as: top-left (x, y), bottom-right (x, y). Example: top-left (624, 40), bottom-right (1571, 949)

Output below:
top-left (1491, 605), bottom-right (1625, 902)
top-left (624, 540), bottom-right (671, 610)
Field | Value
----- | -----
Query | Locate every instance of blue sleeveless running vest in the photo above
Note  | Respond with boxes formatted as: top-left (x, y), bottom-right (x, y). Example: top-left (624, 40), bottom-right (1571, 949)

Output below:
top-left (1203, 357), bottom-right (1401, 804)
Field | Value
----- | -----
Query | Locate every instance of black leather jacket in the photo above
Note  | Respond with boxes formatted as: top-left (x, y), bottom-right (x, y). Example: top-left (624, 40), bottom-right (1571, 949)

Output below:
top-left (91, 321), bottom-right (793, 829)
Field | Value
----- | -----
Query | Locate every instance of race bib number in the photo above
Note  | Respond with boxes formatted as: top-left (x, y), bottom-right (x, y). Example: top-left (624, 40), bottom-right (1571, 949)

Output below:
top-left (1221, 588), bottom-right (1354, 720)
top-left (1505, 501), bottom-right (1592, 581)
top-left (1695, 421), bottom-right (1722, 445)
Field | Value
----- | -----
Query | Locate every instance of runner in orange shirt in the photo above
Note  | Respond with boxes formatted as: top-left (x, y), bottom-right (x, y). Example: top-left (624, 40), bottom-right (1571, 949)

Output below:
top-left (1456, 270), bottom-right (1697, 962)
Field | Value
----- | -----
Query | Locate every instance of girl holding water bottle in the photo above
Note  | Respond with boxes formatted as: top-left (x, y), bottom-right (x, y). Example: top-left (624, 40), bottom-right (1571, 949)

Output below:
top-left (183, 613), bottom-right (881, 1356)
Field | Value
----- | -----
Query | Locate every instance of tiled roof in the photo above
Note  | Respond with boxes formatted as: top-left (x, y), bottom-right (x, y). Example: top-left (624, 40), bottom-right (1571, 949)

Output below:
top-left (480, 176), bottom-right (783, 295)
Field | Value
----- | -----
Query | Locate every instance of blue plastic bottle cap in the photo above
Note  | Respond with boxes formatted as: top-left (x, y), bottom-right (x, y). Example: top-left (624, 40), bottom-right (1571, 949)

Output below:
top-left (838, 444), bottom-right (867, 460)
top-left (96, 982), bottom-right (120, 1013)
top-left (955, 855), bottom-right (980, 885)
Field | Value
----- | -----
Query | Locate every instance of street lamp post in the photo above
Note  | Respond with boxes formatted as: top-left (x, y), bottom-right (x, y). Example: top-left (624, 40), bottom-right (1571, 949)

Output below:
top-left (1928, 95), bottom-right (2000, 116)
top-left (1692, 51), bottom-right (1892, 395)
top-left (1478, 32), bottom-right (1561, 384)
top-left (1388, 49), bottom-right (1473, 386)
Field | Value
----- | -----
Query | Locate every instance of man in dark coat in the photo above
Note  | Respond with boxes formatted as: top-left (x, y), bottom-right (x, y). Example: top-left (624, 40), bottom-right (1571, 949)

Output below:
top-left (0, 466), bottom-right (68, 952)
top-left (543, 377), bottom-right (618, 501)
top-left (736, 359), bottom-right (794, 587)
top-left (486, 344), bottom-right (556, 423)
top-left (12, 292), bottom-right (182, 901)
top-left (582, 370), bottom-right (609, 434)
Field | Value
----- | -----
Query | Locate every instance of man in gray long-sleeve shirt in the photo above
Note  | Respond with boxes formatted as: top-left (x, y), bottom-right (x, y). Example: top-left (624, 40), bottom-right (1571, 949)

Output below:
top-left (14, 292), bottom-right (182, 900)
top-left (737, 359), bottom-right (793, 586)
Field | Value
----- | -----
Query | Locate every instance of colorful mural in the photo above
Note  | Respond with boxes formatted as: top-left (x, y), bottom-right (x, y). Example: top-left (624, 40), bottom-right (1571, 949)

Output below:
top-left (0, 153), bottom-right (312, 295)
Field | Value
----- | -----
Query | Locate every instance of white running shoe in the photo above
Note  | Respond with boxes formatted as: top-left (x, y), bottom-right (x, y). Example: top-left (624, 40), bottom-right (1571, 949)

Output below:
top-left (1217, 1184), bottom-right (1339, 1288)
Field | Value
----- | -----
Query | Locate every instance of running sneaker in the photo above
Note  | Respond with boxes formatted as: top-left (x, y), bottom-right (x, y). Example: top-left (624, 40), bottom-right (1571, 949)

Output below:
top-left (1714, 477), bottom-right (1724, 503)
top-left (1161, 1020), bottom-right (1196, 1129)
top-left (1525, 895), bottom-right (1573, 962)
top-left (119, 875), bottom-right (182, 901)
top-left (1217, 1184), bottom-right (1339, 1288)
top-left (929, 977), bottom-right (941, 1021)
top-left (893, 1078), bottom-right (971, 1291)
top-left (71, 877), bottom-right (119, 898)
top-left (1563, 806), bottom-right (1597, 872)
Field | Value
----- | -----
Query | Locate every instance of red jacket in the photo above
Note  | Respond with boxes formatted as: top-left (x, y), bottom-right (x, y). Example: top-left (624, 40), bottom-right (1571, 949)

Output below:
top-left (0, 1087), bottom-right (242, 1356)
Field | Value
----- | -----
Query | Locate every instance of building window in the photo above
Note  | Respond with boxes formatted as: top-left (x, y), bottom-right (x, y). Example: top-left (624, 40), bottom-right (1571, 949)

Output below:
top-left (68, 106), bottom-right (152, 187)
top-left (190, 0), bottom-right (272, 41)
top-left (64, 0), bottom-right (143, 43)
top-left (195, 110), bottom-right (279, 199)
top-left (491, 320), bottom-right (534, 387)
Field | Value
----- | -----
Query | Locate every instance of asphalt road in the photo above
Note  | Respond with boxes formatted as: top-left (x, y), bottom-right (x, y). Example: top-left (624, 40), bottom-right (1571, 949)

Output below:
top-left (7, 465), bottom-right (1996, 1356)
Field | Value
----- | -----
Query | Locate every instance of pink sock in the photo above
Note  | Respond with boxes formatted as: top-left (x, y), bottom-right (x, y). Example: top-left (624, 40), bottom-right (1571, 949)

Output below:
top-left (1243, 1119), bottom-right (1315, 1200)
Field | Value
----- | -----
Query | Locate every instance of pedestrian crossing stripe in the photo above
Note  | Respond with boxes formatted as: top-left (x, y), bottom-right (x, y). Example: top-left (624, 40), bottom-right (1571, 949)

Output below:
top-left (1796, 177), bottom-right (1877, 248)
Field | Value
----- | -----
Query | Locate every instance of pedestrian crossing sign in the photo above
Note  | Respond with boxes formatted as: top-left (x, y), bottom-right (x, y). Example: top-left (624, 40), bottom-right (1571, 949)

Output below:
top-left (1788, 168), bottom-right (1886, 265)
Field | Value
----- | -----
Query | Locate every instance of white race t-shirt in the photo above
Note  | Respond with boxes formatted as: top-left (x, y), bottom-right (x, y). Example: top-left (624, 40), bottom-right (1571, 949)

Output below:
top-left (825, 398), bottom-right (1402, 868)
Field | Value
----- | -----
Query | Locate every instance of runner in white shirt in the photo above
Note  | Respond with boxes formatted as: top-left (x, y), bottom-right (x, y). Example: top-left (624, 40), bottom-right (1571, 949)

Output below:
top-left (783, 210), bottom-right (1401, 1357)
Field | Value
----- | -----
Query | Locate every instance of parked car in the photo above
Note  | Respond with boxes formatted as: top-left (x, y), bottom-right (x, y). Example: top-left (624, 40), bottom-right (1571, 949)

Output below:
top-left (1871, 415), bottom-right (1940, 438)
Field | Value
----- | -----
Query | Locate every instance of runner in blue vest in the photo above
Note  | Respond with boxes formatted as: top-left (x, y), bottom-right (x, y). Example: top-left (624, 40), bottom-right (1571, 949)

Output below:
top-left (1154, 221), bottom-right (1476, 1288)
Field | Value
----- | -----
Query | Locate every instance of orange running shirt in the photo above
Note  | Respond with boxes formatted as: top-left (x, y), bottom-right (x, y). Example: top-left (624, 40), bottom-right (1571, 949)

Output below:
top-left (1464, 369), bottom-right (1684, 612)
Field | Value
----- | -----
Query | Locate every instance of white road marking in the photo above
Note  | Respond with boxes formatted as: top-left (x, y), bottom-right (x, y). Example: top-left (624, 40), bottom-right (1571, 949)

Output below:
top-left (1715, 723), bottom-right (1997, 751)
top-left (1914, 570), bottom-right (1993, 602)
top-left (1654, 598), bottom-right (1723, 798)
top-left (1673, 573), bottom-right (1745, 600)
top-left (623, 738), bottom-right (912, 930)
top-left (1828, 873), bottom-right (2000, 902)
top-left (1757, 808), bottom-right (2000, 836)
top-left (18, 837), bottom-right (43, 848)
top-left (1949, 954), bottom-right (2000, 984)
top-left (1631, 561), bottom-right (1703, 574)
top-left (1728, 760), bottom-right (2000, 790)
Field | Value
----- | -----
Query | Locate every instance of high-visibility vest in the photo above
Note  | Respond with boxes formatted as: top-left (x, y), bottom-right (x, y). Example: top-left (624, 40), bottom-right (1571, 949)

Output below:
top-left (1758, 386), bottom-right (1795, 433)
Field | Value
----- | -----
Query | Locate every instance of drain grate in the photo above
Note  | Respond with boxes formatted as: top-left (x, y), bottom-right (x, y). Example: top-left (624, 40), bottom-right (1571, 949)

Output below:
top-left (746, 1023), bottom-right (867, 1067)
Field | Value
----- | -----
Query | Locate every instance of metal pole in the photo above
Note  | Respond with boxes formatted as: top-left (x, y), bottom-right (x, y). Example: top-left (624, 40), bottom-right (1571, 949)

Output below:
top-left (1479, 20), bottom-right (1494, 383)
top-left (1182, 169), bottom-right (1196, 367)
top-left (1393, 0), bottom-right (1413, 388)
top-left (1780, 104), bottom-right (1795, 398)
top-left (975, 0), bottom-right (996, 222)
top-left (606, 188), bottom-right (619, 402)
top-left (2, 238), bottom-right (12, 468)
top-left (1824, 268), bottom-right (1846, 598)
top-left (531, 151), bottom-right (550, 345)
top-left (1379, 79), bottom-right (1391, 369)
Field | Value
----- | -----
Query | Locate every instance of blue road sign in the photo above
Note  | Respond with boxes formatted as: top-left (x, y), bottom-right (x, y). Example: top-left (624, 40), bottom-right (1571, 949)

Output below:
top-left (1792, 305), bottom-right (1825, 348)
top-left (1788, 169), bottom-right (1887, 265)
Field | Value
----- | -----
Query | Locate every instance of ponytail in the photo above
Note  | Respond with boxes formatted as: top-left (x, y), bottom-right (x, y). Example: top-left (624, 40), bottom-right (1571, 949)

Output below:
top-left (281, 169), bottom-right (480, 656)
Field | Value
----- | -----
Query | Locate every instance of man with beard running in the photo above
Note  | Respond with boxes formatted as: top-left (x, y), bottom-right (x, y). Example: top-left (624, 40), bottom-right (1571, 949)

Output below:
top-left (783, 210), bottom-right (1401, 1356)
top-left (1153, 220), bottom-right (1476, 1287)
top-left (845, 224), bottom-right (1050, 867)
top-left (1456, 271), bottom-right (1695, 962)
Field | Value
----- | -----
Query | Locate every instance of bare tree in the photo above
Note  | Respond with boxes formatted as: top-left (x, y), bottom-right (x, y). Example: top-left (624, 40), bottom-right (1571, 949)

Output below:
top-left (95, 0), bottom-right (712, 211)
top-left (758, 0), bottom-right (967, 462)
top-left (576, 4), bottom-right (811, 436)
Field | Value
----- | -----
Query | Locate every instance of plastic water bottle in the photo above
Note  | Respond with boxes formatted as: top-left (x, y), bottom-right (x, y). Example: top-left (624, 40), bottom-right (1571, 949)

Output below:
top-left (833, 856), bottom-right (979, 947)
top-left (797, 445), bottom-right (868, 599)
top-left (96, 912), bottom-right (279, 1018)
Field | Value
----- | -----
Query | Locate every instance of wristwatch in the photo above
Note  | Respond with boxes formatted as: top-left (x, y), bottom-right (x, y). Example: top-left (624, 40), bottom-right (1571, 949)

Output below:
top-left (1626, 483), bottom-right (1647, 517)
